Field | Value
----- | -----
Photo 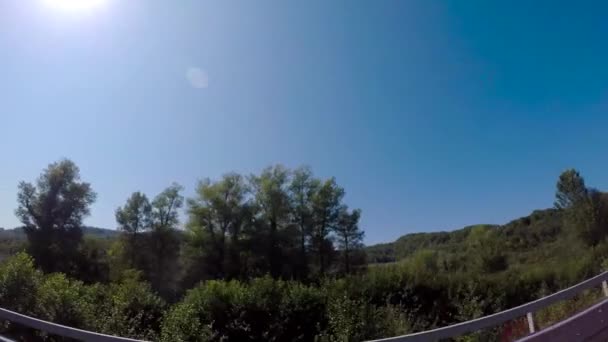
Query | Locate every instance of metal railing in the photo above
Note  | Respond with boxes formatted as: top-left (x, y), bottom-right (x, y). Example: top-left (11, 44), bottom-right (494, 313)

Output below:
top-left (368, 270), bottom-right (608, 342)
top-left (0, 307), bottom-right (145, 342)
top-left (518, 297), bottom-right (608, 341)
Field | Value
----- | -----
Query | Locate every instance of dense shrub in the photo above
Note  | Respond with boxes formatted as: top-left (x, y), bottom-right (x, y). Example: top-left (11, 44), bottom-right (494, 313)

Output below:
top-left (0, 252), bottom-right (41, 315)
top-left (161, 302), bottom-right (212, 342)
top-left (0, 248), bottom-right (605, 342)
top-left (95, 270), bottom-right (165, 340)
top-left (161, 276), bottom-right (327, 342)
top-left (36, 273), bottom-right (96, 330)
top-left (318, 295), bottom-right (409, 342)
top-left (0, 255), bottom-right (164, 341)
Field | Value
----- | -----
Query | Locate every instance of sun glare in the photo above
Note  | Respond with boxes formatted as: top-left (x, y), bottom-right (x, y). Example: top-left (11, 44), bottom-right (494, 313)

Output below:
top-left (42, 0), bottom-right (107, 12)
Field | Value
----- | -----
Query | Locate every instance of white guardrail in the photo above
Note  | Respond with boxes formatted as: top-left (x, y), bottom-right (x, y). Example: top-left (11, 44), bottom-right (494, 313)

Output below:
top-left (368, 270), bottom-right (608, 342)
top-left (0, 271), bottom-right (607, 341)
top-left (0, 307), bottom-right (146, 342)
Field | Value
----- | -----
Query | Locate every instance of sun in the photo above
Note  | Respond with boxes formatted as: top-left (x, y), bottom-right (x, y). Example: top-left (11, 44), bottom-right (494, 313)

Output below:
top-left (42, 0), bottom-right (108, 12)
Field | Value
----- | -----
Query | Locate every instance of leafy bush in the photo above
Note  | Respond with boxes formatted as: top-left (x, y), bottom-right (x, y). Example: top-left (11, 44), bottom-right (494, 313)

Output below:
top-left (161, 276), bottom-right (327, 342)
top-left (0, 252), bottom-right (42, 315)
top-left (318, 295), bottom-right (409, 342)
top-left (277, 281), bottom-right (327, 341)
top-left (36, 273), bottom-right (96, 330)
top-left (161, 302), bottom-right (212, 342)
top-left (95, 270), bottom-right (165, 340)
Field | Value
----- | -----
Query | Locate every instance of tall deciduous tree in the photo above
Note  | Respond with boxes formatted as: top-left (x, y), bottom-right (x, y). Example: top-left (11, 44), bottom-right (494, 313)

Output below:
top-left (15, 159), bottom-right (96, 274)
top-left (185, 173), bottom-right (249, 282)
top-left (152, 183), bottom-right (184, 231)
top-left (311, 178), bottom-right (344, 274)
top-left (115, 192), bottom-right (152, 268)
top-left (335, 207), bottom-right (364, 273)
top-left (555, 169), bottom-right (608, 245)
top-left (555, 169), bottom-right (588, 209)
top-left (576, 188), bottom-right (608, 246)
top-left (289, 166), bottom-right (320, 278)
top-left (149, 183), bottom-right (184, 298)
top-left (250, 165), bottom-right (291, 278)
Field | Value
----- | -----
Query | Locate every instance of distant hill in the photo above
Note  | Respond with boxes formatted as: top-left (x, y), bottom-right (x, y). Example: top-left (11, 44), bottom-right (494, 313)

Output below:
top-left (81, 226), bottom-right (120, 239)
top-left (366, 208), bottom-right (567, 266)
top-left (0, 226), bottom-right (119, 240)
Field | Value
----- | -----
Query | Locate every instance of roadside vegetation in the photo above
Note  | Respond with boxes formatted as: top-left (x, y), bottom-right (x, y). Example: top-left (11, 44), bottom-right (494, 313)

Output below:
top-left (1, 160), bottom-right (607, 341)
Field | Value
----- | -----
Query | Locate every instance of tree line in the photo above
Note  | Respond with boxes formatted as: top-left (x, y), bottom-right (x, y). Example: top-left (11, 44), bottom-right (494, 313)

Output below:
top-left (14, 160), bottom-right (365, 298)
top-left (2, 161), bottom-right (608, 341)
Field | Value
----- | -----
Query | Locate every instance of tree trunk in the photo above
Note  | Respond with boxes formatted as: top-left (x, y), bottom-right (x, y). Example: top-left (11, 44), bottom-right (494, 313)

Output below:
top-left (270, 219), bottom-right (280, 278)
top-left (344, 235), bottom-right (350, 273)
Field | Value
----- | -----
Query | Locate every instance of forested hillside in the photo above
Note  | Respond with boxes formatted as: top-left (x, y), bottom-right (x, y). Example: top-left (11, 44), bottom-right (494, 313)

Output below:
top-left (0, 226), bottom-right (118, 240)
top-left (366, 208), bottom-right (566, 272)
top-left (1, 161), bottom-right (607, 341)
top-left (0, 226), bottom-right (118, 262)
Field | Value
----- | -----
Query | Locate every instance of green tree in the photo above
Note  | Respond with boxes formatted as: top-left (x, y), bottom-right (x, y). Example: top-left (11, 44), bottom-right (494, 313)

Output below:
top-left (555, 169), bottom-right (588, 210)
top-left (289, 166), bottom-right (320, 279)
top-left (15, 159), bottom-right (96, 274)
top-left (152, 183), bottom-right (184, 230)
top-left (148, 183), bottom-right (184, 298)
top-left (576, 189), bottom-right (608, 246)
top-left (311, 178), bottom-right (344, 274)
top-left (185, 173), bottom-right (249, 281)
top-left (555, 169), bottom-right (608, 245)
top-left (250, 165), bottom-right (292, 278)
top-left (335, 208), bottom-right (364, 273)
top-left (115, 191), bottom-right (152, 268)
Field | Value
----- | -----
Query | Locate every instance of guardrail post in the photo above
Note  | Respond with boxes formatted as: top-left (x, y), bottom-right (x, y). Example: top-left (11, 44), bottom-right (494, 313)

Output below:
top-left (526, 312), bottom-right (535, 334)
top-left (602, 280), bottom-right (608, 297)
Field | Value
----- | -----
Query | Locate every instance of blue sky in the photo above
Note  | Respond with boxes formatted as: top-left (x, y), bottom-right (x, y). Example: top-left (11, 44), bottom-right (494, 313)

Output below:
top-left (1, 1), bottom-right (607, 244)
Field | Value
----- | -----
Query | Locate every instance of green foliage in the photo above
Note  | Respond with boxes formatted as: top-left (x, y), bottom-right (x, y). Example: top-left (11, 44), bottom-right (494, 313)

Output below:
top-left (5, 162), bottom-right (608, 342)
top-left (289, 166), bottom-right (320, 278)
top-left (15, 159), bottom-right (96, 275)
top-left (467, 226), bottom-right (507, 273)
top-left (0, 254), bottom-right (164, 340)
top-left (0, 252), bottom-right (41, 315)
top-left (553, 169), bottom-right (608, 246)
top-left (555, 169), bottom-right (587, 209)
top-left (160, 302), bottom-right (212, 342)
top-left (74, 236), bottom-right (111, 284)
top-left (151, 183), bottom-right (184, 230)
top-left (116, 192), bottom-right (152, 238)
top-left (250, 165), bottom-right (292, 278)
top-left (181, 166), bottom-right (362, 285)
top-left (311, 178), bottom-right (345, 275)
top-left (573, 189), bottom-right (608, 246)
top-left (319, 295), bottom-right (409, 342)
top-left (161, 276), bottom-right (327, 342)
top-left (36, 273), bottom-right (96, 329)
top-left (335, 208), bottom-right (365, 273)
top-left (185, 173), bottom-right (251, 281)
top-left (114, 185), bottom-right (185, 299)
top-left (95, 270), bottom-right (166, 340)
top-left (366, 225), bottom-right (490, 264)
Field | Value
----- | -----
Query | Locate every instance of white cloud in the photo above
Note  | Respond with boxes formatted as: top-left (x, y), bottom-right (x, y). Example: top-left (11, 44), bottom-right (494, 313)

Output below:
top-left (186, 67), bottom-right (209, 89)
